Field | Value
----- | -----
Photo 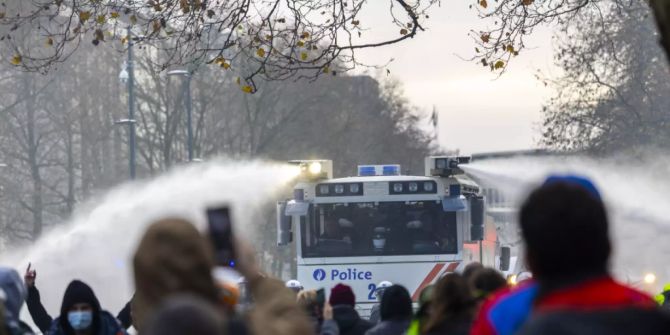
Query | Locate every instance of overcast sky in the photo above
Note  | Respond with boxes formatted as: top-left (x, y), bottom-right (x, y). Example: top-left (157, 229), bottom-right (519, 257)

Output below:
top-left (354, 1), bottom-right (558, 155)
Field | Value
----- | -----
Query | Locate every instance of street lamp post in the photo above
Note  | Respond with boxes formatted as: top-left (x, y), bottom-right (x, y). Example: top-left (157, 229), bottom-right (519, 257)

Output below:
top-left (118, 26), bottom-right (137, 180)
top-left (167, 70), bottom-right (193, 162)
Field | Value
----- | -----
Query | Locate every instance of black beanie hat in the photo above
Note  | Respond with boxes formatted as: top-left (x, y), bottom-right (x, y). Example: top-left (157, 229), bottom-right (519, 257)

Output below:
top-left (380, 285), bottom-right (412, 322)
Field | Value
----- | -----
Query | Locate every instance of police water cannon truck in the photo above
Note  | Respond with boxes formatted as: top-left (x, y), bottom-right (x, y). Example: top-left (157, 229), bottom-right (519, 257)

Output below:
top-left (277, 157), bottom-right (503, 316)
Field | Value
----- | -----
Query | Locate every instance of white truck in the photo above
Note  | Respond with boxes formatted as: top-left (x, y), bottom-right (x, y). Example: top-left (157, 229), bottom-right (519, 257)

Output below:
top-left (277, 157), bottom-right (506, 316)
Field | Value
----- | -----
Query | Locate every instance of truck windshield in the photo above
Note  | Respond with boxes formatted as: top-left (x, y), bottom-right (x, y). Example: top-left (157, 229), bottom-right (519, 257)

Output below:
top-left (301, 201), bottom-right (458, 258)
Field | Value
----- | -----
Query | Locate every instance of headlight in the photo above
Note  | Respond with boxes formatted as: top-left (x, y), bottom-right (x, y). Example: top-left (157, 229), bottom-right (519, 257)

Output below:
top-left (334, 184), bottom-right (345, 194)
top-left (424, 182), bottom-right (434, 192)
top-left (308, 162), bottom-right (323, 175)
top-left (408, 182), bottom-right (418, 192)
top-left (319, 185), bottom-right (330, 194)
top-left (349, 184), bottom-right (360, 193)
top-left (644, 273), bottom-right (656, 285)
top-left (393, 183), bottom-right (403, 193)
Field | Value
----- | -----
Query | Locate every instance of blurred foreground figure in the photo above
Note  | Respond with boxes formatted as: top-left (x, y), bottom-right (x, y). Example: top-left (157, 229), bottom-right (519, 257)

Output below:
top-left (46, 280), bottom-right (126, 335)
top-left (364, 285), bottom-right (412, 335)
top-left (423, 273), bottom-right (474, 335)
top-left (655, 283), bottom-right (670, 312)
top-left (469, 268), bottom-right (506, 310)
top-left (296, 290), bottom-right (338, 335)
top-left (404, 285), bottom-right (433, 335)
top-left (516, 176), bottom-right (670, 334)
top-left (143, 295), bottom-right (225, 335)
top-left (133, 217), bottom-right (312, 335)
top-left (473, 175), bottom-right (670, 335)
top-left (0, 267), bottom-right (33, 335)
top-left (132, 218), bottom-right (221, 332)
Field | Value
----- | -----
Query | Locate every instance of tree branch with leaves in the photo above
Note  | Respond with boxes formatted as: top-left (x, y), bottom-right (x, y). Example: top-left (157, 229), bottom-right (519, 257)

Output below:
top-left (0, 0), bottom-right (439, 92)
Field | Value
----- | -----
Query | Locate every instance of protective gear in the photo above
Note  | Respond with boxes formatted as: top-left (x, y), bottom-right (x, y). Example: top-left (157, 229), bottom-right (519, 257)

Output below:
top-left (285, 279), bottom-right (303, 293)
top-left (68, 310), bottom-right (93, 330)
top-left (374, 281), bottom-right (393, 301)
top-left (372, 227), bottom-right (387, 251)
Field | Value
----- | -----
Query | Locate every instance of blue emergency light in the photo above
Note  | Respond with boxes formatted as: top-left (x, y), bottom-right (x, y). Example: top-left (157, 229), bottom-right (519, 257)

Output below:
top-left (357, 165), bottom-right (401, 176)
top-left (383, 165), bottom-right (400, 176)
top-left (358, 166), bottom-right (377, 176)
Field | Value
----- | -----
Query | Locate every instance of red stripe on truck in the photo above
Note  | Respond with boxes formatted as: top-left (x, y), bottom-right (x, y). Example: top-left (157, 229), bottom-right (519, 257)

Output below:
top-left (412, 263), bottom-right (445, 301)
top-left (445, 262), bottom-right (459, 272)
top-left (411, 262), bottom-right (460, 301)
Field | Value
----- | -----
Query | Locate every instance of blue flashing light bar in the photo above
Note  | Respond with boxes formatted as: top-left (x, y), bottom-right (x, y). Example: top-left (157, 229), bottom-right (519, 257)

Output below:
top-left (358, 164), bottom-right (401, 176)
top-left (358, 166), bottom-right (377, 176)
top-left (383, 165), bottom-right (400, 176)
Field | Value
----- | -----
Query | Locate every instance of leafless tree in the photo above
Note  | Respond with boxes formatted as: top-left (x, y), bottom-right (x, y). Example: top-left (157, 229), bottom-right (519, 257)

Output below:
top-left (540, 2), bottom-right (670, 153)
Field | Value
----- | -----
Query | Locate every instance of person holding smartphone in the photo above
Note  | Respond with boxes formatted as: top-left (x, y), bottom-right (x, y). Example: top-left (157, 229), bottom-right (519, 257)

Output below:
top-left (133, 215), bottom-right (313, 335)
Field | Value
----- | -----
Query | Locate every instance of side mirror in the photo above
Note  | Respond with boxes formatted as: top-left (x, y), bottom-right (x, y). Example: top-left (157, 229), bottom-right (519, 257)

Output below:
top-left (276, 201), bottom-right (293, 246)
top-left (500, 246), bottom-right (511, 271)
top-left (470, 196), bottom-right (484, 241)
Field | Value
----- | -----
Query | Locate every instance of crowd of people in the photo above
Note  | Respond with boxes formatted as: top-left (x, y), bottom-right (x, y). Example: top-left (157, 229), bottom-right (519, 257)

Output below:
top-left (0, 175), bottom-right (670, 335)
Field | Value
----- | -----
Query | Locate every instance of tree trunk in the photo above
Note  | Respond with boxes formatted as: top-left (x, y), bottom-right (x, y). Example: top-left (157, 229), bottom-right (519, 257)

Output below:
top-left (25, 85), bottom-right (43, 240)
top-left (651, 0), bottom-right (670, 63)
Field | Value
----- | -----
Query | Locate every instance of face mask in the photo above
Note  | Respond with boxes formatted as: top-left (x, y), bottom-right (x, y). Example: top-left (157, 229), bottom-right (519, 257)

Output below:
top-left (68, 311), bottom-right (93, 331)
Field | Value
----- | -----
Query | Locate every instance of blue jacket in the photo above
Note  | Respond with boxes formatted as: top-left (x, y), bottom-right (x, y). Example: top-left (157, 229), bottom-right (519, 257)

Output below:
top-left (47, 311), bottom-right (126, 335)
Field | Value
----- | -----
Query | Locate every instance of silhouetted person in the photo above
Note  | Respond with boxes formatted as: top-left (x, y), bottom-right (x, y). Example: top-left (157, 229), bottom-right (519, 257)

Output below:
top-left (364, 285), bottom-right (412, 335)
top-left (516, 176), bottom-right (670, 335)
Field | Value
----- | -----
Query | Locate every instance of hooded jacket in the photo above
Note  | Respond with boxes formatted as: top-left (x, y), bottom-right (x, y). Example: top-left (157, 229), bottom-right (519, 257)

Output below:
top-left (47, 280), bottom-right (126, 335)
top-left (0, 268), bottom-right (33, 335)
top-left (332, 305), bottom-right (373, 335)
top-left (27, 285), bottom-right (132, 333)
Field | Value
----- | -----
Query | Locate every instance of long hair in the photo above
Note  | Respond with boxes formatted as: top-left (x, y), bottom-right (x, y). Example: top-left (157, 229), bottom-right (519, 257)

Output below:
top-left (422, 273), bottom-right (475, 333)
top-left (133, 218), bottom-right (220, 331)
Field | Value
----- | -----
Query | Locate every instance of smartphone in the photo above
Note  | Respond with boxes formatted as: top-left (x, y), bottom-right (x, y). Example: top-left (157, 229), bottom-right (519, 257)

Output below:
top-left (316, 288), bottom-right (325, 307)
top-left (206, 206), bottom-right (236, 267)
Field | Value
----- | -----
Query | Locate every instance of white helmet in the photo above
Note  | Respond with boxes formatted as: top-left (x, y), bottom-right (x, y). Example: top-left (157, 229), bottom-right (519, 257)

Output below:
top-left (378, 280), bottom-right (393, 289)
top-left (374, 280), bottom-right (393, 301)
top-left (285, 279), bottom-right (303, 292)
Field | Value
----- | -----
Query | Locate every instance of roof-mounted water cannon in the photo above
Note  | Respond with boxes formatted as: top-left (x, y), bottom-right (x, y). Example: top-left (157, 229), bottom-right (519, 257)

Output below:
top-left (289, 159), bottom-right (333, 181)
top-left (425, 156), bottom-right (471, 177)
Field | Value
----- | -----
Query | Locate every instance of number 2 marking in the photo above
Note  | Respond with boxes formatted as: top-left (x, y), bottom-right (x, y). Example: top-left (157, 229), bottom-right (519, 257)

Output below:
top-left (368, 283), bottom-right (377, 300)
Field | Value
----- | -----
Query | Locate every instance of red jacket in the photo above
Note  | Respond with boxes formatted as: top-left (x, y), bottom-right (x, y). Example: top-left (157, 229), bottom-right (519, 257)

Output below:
top-left (470, 276), bottom-right (657, 335)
